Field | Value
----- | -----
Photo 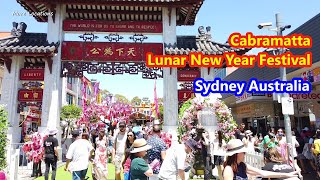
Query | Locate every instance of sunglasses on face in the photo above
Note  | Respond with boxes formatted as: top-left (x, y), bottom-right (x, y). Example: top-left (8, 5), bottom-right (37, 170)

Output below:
top-left (127, 134), bottom-right (133, 137)
top-left (119, 126), bottom-right (125, 128)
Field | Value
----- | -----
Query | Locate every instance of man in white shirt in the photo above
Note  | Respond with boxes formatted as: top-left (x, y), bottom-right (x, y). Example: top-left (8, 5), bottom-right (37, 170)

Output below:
top-left (64, 130), bottom-right (94, 180)
top-left (112, 121), bottom-right (127, 180)
top-left (158, 139), bottom-right (198, 180)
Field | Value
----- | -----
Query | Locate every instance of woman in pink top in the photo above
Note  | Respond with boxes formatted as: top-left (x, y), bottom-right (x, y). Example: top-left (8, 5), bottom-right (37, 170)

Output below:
top-left (93, 129), bottom-right (108, 180)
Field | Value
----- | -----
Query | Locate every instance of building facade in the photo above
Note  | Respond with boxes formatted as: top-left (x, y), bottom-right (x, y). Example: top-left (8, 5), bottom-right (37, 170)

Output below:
top-left (222, 13), bottom-right (320, 134)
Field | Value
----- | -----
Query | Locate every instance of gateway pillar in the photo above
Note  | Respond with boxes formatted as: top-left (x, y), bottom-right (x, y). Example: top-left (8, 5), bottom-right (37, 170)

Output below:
top-left (162, 7), bottom-right (178, 134)
top-left (200, 67), bottom-right (218, 134)
top-left (40, 4), bottom-right (66, 144)
top-left (1, 56), bottom-right (24, 144)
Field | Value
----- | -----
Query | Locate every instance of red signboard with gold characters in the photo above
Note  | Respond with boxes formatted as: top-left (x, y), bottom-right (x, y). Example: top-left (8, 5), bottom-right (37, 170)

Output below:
top-left (20, 69), bottom-right (44, 81)
top-left (178, 90), bottom-right (195, 102)
top-left (18, 90), bottom-right (43, 102)
top-left (177, 70), bottom-right (201, 82)
top-left (61, 42), bottom-right (163, 62)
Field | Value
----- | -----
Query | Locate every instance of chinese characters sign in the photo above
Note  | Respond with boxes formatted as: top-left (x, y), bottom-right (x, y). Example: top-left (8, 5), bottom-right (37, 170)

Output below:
top-left (18, 90), bottom-right (43, 102)
top-left (63, 20), bottom-right (163, 33)
top-left (178, 90), bottom-right (195, 102)
top-left (20, 69), bottom-right (44, 81)
top-left (61, 42), bottom-right (163, 62)
top-left (177, 70), bottom-right (200, 81)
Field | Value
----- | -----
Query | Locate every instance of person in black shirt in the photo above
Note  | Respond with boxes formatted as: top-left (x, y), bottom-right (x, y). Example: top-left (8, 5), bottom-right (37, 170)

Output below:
top-left (43, 128), bottom-right (59, 180)
top-left (262, 147), bottom-right (298, 180)
top-left (235, 123), bottom-right (247, 146)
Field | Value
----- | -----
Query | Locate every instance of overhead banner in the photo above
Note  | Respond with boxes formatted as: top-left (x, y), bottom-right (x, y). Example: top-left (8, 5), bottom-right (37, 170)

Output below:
top-left (61, 41), bottom-right (163, 62)
top-left (63, 20), bottom-right (163, 33)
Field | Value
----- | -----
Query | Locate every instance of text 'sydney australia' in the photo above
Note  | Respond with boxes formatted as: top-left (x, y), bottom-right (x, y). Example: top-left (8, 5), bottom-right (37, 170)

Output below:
top-left (146, 33), bottom-right (312, 68)
top-left (145, 32), bottom-right (313, 96)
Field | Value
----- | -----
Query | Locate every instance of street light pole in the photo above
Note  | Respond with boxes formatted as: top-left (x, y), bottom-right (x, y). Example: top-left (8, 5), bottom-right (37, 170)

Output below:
top-left (275, 13), bottom-right (297, 174)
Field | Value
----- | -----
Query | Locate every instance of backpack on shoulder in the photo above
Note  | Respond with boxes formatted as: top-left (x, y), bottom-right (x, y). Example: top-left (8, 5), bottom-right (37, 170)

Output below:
top-left (313, 139), bottom-right (320, 155)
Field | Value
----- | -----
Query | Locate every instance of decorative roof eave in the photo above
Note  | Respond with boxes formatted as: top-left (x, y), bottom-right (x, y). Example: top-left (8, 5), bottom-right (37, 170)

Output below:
top-left (0, 52), bottom-right (56, 57)
top-left (19, 0), bottom-right (200, 6)
top-left (17, 0), bottom-right (203, 25)
top-left (0, 22), bottom-right (60, 56)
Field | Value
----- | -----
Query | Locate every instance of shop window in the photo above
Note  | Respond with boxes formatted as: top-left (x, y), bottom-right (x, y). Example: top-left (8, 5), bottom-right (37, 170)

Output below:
top-left (66, 93), bottom-right (73, 105)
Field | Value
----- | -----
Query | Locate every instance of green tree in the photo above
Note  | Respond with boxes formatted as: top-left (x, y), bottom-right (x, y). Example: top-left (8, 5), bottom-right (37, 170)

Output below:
top-left (114, 94), bottom-right (129, 103)
top-left (158, 98), bottom-right (163, 104)
top-left (60, 104), bottom-right (82, 120)
top-left (100, 89), bottom-right (110, 100)
top-left (0, 105), bottom-right (8, 170)
top-left (131, 96), bottom-right (142, 106)
top-left (158, 104), bottom-right (164, 120)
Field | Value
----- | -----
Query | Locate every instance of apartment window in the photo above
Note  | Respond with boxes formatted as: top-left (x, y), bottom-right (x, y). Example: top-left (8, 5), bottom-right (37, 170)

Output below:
top-left (67, 77), bottom-right (73, 84)
top-left (87, 87), bottom-right (91, 95)
top-left (78, 97), bottom-right (82, 106)
top-left (66, 93), bottom-right (73, 105)
top-left (215, 68), bottom-right (227, 79)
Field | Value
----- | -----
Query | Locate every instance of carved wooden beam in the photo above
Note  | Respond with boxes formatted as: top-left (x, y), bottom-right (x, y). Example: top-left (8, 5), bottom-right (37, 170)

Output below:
top-left (66, 8), bottom-right (162, 16)
top-left (0, 56), bottom-right (13, 73)
top-left (28, 4), bottom-right (46, 22)
top-left (184, 6), bottom-right (193, 25)
top-left (46, 57), bottom-right (53, 74)
top-left (168, 7), bottom-right (172, 26)
top-left (50, 4), bottom-right (56, 23)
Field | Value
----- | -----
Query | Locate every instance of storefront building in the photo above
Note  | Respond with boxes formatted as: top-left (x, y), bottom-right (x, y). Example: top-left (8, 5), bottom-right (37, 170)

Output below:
top-left (223, 13), bottom-right (320, 132)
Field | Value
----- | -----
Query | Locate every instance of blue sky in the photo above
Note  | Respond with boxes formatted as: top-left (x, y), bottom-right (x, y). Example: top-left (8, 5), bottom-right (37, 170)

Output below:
top-left (1, 1), bottom-right (319, 101)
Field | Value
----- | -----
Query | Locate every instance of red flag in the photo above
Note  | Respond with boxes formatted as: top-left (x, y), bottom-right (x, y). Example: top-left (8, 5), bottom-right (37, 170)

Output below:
top-left (154, 80), bottom-right (159, 118)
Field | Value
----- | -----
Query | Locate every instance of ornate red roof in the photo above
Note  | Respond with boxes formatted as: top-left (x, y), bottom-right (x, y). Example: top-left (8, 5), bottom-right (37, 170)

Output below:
top-left (17, 0), bottom-right (203, 25)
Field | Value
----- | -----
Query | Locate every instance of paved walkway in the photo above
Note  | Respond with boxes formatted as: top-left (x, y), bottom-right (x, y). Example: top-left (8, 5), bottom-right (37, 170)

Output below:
top-left (13, 161), bottom-right (64, 180)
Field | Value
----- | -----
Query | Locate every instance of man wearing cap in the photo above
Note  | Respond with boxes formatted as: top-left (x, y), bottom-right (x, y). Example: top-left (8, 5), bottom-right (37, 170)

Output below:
top-left (158, 139), bottom-right (198, 180)
top-left (112, 121), bottom-right (127, 180)
top-left (65, 129), bottom-right (94, 180)
top-left (43, 128), bottom-right (59, 180)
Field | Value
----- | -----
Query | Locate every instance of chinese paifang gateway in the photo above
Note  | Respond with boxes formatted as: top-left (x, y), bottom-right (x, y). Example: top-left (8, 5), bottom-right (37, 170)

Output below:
top-left (247, 78), bottom-right (312, 93)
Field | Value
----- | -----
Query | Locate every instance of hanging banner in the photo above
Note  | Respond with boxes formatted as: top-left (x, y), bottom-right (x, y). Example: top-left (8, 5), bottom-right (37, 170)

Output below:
top-left (61, 41), bottom-right (163, 62)
top-left (177, 70), bottom-right (201, 81)
top-left (63, 20), bottom-right (163, 33)
top-left (20, 69), bottom-right (45, 81)
top-left (178, 90), bottom-right (195, 102)
top-left (18, 90), bottom-right (43, 102)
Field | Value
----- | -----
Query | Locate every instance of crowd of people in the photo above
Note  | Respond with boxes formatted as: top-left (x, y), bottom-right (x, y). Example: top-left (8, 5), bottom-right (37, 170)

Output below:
top-left (41, 121), bottom-right (320, 180)
top-left (233, 123), bottom-right (320, 179)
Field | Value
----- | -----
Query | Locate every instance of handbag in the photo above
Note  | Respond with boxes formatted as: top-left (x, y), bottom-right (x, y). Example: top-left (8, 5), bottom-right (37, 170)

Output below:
top-left (302, 143), bottom-right (313, 159)
top-left (124, 168), bottom-right (131, 180)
